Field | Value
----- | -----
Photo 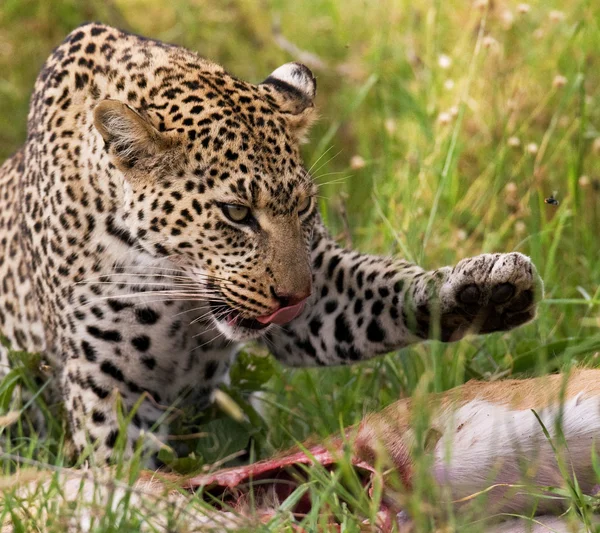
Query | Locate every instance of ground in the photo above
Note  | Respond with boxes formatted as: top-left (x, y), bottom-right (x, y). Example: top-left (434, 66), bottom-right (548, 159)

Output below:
top-left (0, 0), bottom-right (599, 531)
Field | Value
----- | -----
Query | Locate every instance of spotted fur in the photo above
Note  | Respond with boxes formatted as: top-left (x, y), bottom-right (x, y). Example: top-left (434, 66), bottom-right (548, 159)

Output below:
top-left (0, 23), bottom-right (542, 463)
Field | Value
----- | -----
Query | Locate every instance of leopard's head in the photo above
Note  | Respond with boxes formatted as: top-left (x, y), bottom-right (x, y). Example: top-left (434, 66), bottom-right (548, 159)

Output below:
top-left (94, 62), bottom-right (318, 340)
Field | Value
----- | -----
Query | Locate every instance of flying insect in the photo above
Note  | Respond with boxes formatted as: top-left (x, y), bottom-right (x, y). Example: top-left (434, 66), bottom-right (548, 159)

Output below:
top-left (544, 191), bottom-right (559, 206)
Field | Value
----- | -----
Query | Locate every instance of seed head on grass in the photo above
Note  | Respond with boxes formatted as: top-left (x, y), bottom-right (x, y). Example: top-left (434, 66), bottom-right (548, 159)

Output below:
top-left (504, 182), bottom-right (518, 199)
top-left (515, 221), bottom-right (527, 235)
top-left (349, 155), bottom-right (366, 170)
top-left (438, 54), bottom-right (452, 70)
top-left (482, 35), bottom-right (499, 50)
top-left (553, 75), bottom-right (567, 88)
top-left (507, 136), bottom-right (521, 148)
top-left (500, 10), bottom-right (515, 30)
top-left (384, 119), bottom-right (396, 135)
top-left (549, 10), bottom-right (565, 23)
top-left (578, 176), bottom-right (590, 188)
top-left (444, 79), bottom-right (455, 91)
top-left (437, 112), bottom-right (452, 126)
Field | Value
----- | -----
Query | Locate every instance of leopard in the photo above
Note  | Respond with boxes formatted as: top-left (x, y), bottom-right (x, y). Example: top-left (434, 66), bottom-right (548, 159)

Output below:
top-left (0, 22), bottom-right (542, 464)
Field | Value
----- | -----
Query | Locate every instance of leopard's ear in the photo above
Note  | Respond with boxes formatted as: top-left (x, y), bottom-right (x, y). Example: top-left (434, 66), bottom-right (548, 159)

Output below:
top-left (93, 99), bottom-right (174, 172)
top-left (260, 63), bottom-right (317, 140)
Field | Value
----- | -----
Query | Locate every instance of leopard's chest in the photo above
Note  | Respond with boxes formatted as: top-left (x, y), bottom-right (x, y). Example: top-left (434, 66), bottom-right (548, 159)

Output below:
top-left (61, 261), bottom-right (241, 405)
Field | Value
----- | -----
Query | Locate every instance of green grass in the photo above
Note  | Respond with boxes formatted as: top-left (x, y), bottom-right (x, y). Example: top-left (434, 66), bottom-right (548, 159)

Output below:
top-left (1, 0), bottom-right (600, 530)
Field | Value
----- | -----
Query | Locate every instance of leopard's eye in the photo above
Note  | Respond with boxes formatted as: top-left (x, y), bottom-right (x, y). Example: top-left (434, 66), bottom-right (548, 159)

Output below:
top-left (220, 204), bottom-right (252, 224)
top-left (297, 197), bottom-right (312, 215)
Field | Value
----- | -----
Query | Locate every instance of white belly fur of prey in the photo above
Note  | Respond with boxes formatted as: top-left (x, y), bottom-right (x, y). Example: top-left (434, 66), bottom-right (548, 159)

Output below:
top-left (434, 393), bottom-right (600, 512)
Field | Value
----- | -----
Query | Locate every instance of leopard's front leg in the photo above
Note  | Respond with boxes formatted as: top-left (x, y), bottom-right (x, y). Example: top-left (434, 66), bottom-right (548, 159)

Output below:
top-left (62, 357), bottom-right (170, 465)
top-left (266, 222), bottom-right (542, 366)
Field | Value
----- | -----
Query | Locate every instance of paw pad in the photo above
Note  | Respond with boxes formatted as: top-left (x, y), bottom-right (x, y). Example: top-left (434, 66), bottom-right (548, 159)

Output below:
top-left (507, 289), bottom-right (533, 312)
top-left (491, 283), bottom-right (515, 304)
top-left (459, 284), bottom-right (480, 305)
top-left (438, 252), bottom-right (542, 339)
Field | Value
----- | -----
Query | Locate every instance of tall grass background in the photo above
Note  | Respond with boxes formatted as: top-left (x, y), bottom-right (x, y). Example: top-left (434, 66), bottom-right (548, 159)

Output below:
top-left (0, 0), bottom-right (599, 530)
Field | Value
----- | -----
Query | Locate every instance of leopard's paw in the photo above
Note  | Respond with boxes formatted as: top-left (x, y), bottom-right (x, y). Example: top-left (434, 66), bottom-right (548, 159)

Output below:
top-left (437, 252), bottom-right (543, 341)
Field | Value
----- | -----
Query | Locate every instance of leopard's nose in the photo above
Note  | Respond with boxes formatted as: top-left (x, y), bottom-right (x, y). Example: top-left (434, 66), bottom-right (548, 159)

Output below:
top-left (271, 286), bottom-right (312, 308)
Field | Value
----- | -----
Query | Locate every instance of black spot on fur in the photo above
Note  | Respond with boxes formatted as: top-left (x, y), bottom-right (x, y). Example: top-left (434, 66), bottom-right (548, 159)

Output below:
top-left (105, 429), bottom-right (119, 449)
top-left (87, 376), bottom-right (109, 399)
top-left (371, 300), bottom-right (384, 316)
top-left (366, 319), bottom-right (385, 343)
top-left (87, 326), bottom-right (122, 343)
top-left (141, 356), bottom-right (156, 370)
top-left (313, 252), bottom-right (324, 269)
top-left (296, 338), bottom-right (317, 358)
top-left (81, 340), bottom-right (97, 362)
top-left (327, 255), bottom-right (342, 278)
top-left (356, 271), bottom-right (364, 289)
top-left (335, 345), bottom-right (361, 361)
top-left (354, 299), bottom-right (363, 314)
top-left (204, 360), bottom-right (219, 380)
top-left (92, 410), bottom-right (106, 424)
top-left (107, 299), bottom-right (132, 312)
top-left (100, 360), bottom-right (125, 382)
top-left (131, 335), bottom-right (151, 352)
top-left (106, 215), bottom-right (137, 248)
top-left (135, 307), bottom-right (160, 325)
top-left (69, 31), bottom-right (85, 43)
top-left (309, 317), bottom-right (322, 336)
top-left (334, 313), bottom-right (354, 343)
top-left (335, 269), bottom-right (345, 293)
top-left (324, 300), bottom-right (338, 314)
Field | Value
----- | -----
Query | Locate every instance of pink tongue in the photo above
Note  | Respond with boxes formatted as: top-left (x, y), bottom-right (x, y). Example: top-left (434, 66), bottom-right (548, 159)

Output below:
top-left (256, 301), bottom-right (306, 325)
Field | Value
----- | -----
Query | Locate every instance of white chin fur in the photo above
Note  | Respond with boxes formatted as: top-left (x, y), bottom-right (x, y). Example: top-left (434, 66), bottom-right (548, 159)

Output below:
top-left (212, 315), bottom-right (270, 342)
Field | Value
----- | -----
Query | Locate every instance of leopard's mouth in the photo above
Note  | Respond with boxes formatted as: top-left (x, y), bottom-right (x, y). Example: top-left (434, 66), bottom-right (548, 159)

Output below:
top-left (210, 296), bottom-right (307, 332)
top-left (210, 302), bottom-right (270, 331)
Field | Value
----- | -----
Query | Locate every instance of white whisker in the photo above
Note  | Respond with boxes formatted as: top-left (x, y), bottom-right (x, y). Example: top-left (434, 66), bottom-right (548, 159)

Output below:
top-left (306, 145), bottom-right (337, 174)
top-left (308, 148), bottom-right (343, 179)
